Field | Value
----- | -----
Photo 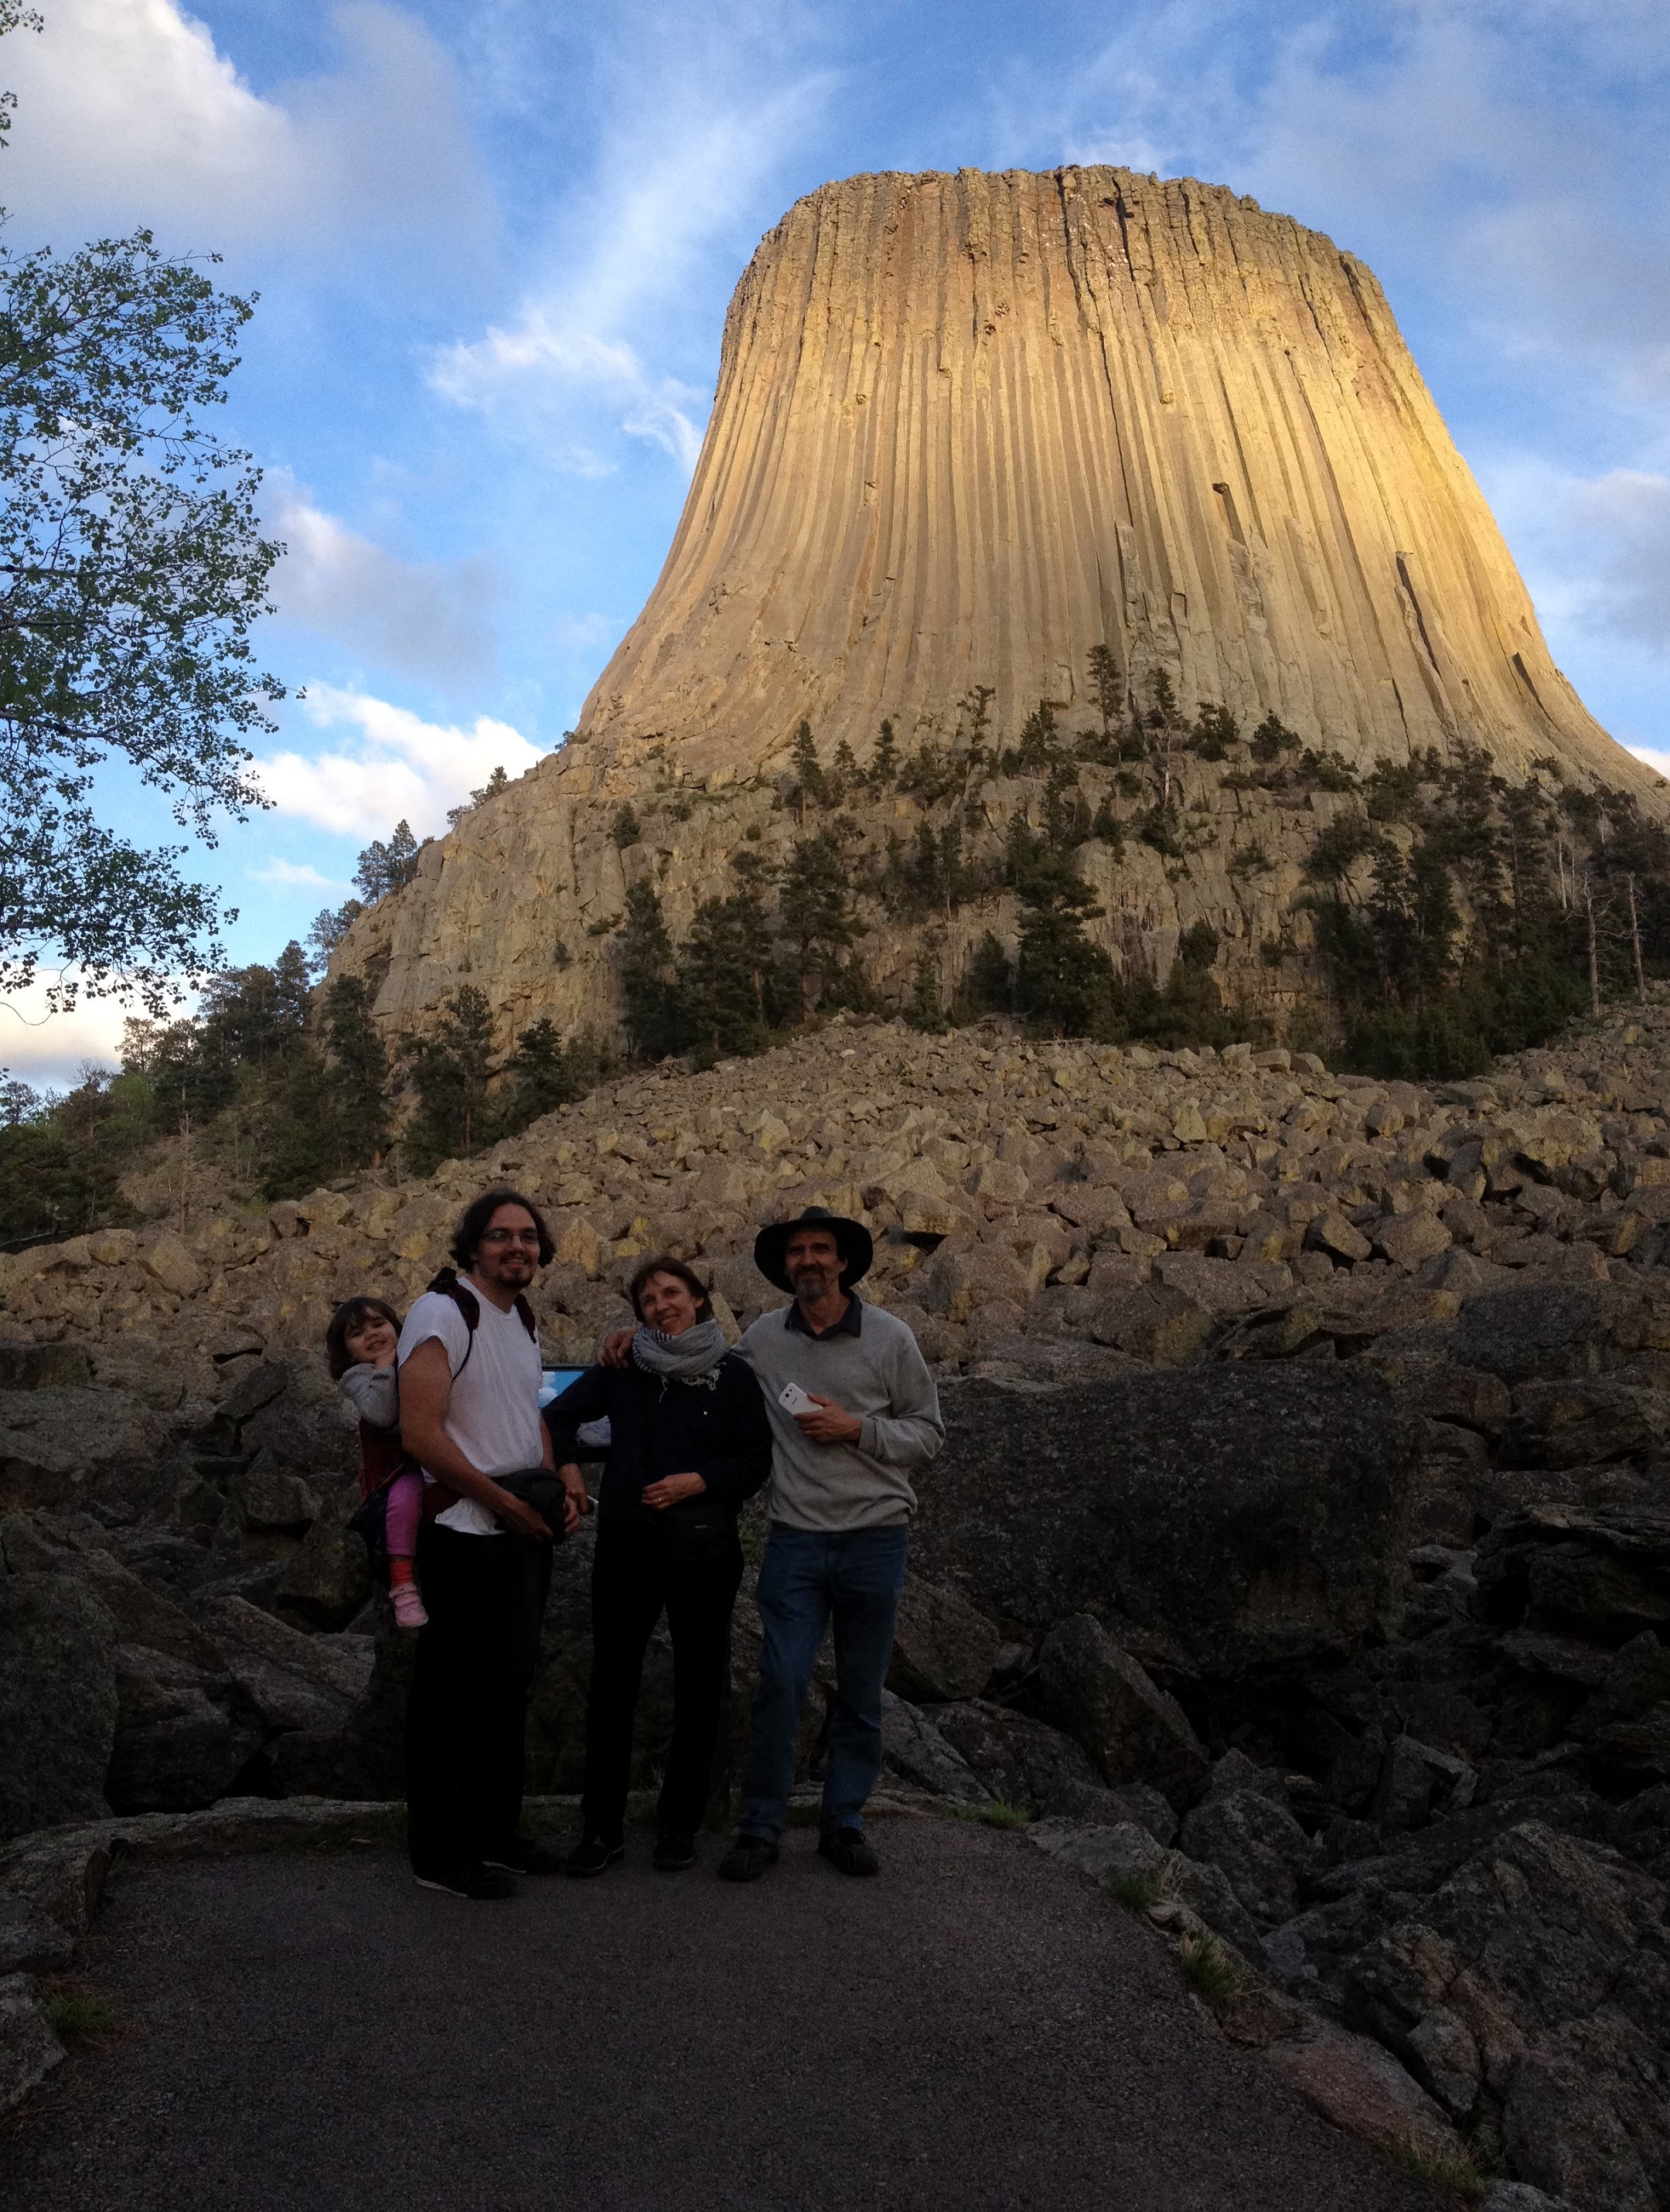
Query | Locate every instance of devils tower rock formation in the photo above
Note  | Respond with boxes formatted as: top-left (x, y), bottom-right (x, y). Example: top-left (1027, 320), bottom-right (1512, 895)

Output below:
top-left (587, 165), bottom-right (1628, 780)
top-left (335, 166), bottom-right (1657, 1044)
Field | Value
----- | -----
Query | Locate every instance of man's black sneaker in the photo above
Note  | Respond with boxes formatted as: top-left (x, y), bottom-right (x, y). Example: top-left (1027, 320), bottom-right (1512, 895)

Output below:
top-left (414, 1863), bottom-right (517, 1900)
top-left (483, 1838), bottom-right (564, 1877)
top-left (563, 1836), bottom-right (625, 1877)
top-left (653, 1833), bottom-right (697, 1872)
top-left (818, 1827), bottom-right (879, 1877)
top-left (717, 1834), bottom-right (779, 1883)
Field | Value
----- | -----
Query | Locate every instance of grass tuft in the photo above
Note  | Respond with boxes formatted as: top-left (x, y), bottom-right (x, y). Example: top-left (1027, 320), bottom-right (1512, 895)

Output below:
top-left (1108, 1873), bottom-right (1160, 1911)
top-left (977, 1801), bottom-right (1032, 1830)
top-left (40, 1980), bottom-right (121, 2050)
top-left (1176, 1931), bottom-right (1251, 2005)
top-left (1387, 2135), bottom-right (1485, 2203)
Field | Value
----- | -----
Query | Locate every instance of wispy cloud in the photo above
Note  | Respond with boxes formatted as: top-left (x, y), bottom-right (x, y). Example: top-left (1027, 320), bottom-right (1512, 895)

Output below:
top-left (426, 5), bottom-right (835, 476)
top-left (255, 685), bottom-right (544, 840)
top-left (248, 858), bottom-right (354, 892)
top-left (264, 473), bottom-right (498, 683)
top-left (0, 975), bottom-right (131, 1089)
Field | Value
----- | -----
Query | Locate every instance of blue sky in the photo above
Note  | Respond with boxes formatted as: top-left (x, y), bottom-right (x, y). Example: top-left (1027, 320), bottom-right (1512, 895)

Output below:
top-left (3, 0), bottom-right (1669, 1080)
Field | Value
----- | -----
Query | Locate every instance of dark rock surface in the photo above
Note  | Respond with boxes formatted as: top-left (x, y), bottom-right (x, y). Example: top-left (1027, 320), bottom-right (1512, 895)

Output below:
top-left (913, 1366), bottom-right (1416, 1674)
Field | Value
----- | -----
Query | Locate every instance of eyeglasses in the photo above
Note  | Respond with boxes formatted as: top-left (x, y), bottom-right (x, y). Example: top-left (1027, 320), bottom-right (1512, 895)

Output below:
top-left (480, 1227), bottom-right (542, 1247)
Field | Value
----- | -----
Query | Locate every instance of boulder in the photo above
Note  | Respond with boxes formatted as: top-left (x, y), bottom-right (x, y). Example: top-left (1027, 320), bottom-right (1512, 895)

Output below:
top-left (929, 1699), bottom-right (1099, 1810)
top-left (0, 1385), bottom-right (169, 1513)
top-left (272, 1493), bottom-right (372, 1629)
top-left (104, 1643), bottom-right (242, 1813)
top-left (1262, 2020), bottom-right (1467, 2167)
top-left (1474, 1506), bottom-right (1670, 1644)
top-left (1451, 1285), bottom-right (1615, 1385)
top-left (196, 1596), bottom-right (374, 1738)
top-left (1027, 1817), bottom-right (1264, 1955)
top-left (1041, 1775), bottom-right (1178, 1845)
top-left (913, 1369), bottom-right (1416, 1676)
top-left (879, 1690), bottom-right (990, 1803)
top-left (0, 1888), bottom-right (72, 1975)
top-left (1177, 1788), bottom-right (1318, 1926)
top-left (1341, 1821), bottom-right (1670, 2212)
top-left (0, 1565), bottom-right (117, 1838)
top-left (1036, 1613), bottom-right (1209, 1807)
top-left (0, 1972), bottom-right (64, 2118)
top-left (886, 1575), bottom-right (1002, 1704)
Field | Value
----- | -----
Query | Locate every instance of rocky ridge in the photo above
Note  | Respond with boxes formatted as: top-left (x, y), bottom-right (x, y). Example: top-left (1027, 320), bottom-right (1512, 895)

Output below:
top-left (4, 1007), bottom-right (1670, 2201)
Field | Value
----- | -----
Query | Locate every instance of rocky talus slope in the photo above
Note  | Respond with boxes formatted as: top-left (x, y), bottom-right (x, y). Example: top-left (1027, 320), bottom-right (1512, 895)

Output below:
top-left (335, 164), bottom-right (1659, 1046)
top-left (3, 1009), bottom-right (1670, 2205)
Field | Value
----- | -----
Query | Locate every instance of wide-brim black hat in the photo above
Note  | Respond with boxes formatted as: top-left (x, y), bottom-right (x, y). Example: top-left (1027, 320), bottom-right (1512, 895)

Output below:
top-left (753, 1205), bottom-right (874, 1294)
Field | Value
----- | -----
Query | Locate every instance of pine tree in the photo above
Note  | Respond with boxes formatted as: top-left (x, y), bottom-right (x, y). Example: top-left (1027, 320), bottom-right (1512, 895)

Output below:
top-left (790, 720), bottom-right (826, 824)
top-left (779, 832), bottom-right (860, 1018)
top-left (870, 717), bottom-right (898, 789)
top-left (1087, 643), bottom-right (1122, 735)
top-left (957, 932), bottom-right (1013, 1016)
top-left (906, 939), bottom-right (947, 1032)
top-left (495, 1018), bottom-right (575, 1135)
top-left (617, 882), bottom-right (683, 1060)
top-left (830, 738), bottom-right (859, 801)
top-left (354, 820), bottom-right (420, 901)
top-left (1013, 856), bottom-right (1115, 1037)
top-left (322, 974), bottom-right (390, 1165)
top-left (403, 985), bottom-right (497, 1169)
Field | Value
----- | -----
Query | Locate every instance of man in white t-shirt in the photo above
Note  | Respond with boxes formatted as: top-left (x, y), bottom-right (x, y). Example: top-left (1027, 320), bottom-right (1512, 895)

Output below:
top-left (397, 1186), bottom-right (585, 1900)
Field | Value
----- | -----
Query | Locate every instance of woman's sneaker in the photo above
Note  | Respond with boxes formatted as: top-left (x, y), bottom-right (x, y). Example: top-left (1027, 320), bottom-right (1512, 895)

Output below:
top-left (391, 1583), bottom-right (428, 1628)
top-left (653, 1833), bottom-right (697, 1872)
top-left (563, 1836), bottom-right (625, 1877)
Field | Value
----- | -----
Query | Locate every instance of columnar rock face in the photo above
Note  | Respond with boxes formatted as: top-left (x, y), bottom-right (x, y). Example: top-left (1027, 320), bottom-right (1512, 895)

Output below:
top-left (335, 166), bottom-right (1657, 1043)
top-left (586, 165), bottom-right (1629, 780)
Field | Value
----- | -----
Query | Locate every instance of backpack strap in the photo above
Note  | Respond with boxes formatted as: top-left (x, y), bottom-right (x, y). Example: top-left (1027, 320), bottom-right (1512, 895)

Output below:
top-left (423, 1269), bottom-right (540, 1370)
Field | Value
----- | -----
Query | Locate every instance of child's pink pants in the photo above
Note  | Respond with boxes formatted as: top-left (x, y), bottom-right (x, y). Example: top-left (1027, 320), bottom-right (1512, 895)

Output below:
top-left (386, 1467), bottom-right (425, 1558)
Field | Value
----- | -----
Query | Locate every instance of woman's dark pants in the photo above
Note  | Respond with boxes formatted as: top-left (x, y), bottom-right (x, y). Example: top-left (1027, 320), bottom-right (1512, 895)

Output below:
top-left (406, 1523), bottom-right (552, 1879)
top-left (582, 1518), bottom-right (744, 1844)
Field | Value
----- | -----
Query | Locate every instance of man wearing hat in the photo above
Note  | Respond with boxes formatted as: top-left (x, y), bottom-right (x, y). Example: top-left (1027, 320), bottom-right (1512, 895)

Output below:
top-left (718, 1205), bottom-right (945, 1883)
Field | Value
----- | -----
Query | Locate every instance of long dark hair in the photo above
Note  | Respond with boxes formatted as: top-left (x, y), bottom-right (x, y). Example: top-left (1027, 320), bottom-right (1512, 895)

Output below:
top-left (325, 1296), bottom-right (403, 1380)
top-left (627, 1253), bottom-right (713, 1323)
top-left (450, 1186), bottom-right (555, 1270)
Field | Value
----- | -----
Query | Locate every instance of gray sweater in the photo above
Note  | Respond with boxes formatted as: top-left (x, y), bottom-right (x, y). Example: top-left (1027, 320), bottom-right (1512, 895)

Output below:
top-left (735, 1297), bottom-right (944, 1531)
top-left (339, 1363), bottom-right (398, 1430)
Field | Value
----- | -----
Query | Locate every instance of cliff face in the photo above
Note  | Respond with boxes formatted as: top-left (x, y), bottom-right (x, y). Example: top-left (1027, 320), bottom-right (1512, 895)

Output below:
top-left (335, 165), bottom-right (1657, 1043)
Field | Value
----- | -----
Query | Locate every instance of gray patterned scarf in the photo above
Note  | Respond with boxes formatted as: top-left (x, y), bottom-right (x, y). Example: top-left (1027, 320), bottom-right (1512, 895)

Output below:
top-left (631, 1317), bottom-right (728, 1389)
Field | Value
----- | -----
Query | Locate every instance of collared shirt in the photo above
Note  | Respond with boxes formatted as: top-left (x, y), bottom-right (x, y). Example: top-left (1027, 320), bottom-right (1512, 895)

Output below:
top-left (784, 1290), bottom-right (864, 1341)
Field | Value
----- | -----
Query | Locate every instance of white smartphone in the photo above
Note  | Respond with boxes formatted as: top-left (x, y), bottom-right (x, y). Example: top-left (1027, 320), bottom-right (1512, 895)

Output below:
top-left (778, 1380), bottom-right (817, 1415)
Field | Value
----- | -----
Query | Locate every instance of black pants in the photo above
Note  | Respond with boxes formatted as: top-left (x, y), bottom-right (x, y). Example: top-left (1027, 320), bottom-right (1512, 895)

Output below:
top-left (406, 1523), bottom-right (552, 1878)
top-left (583, 1518), bottom-right (744, 1844)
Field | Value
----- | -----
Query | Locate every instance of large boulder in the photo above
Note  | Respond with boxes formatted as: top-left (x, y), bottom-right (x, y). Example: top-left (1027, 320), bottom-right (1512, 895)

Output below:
top-left (0, 1564), bottom-right (117, 1837)
top-left (1178, 1787), bottom-right (1318, 1926)
top-left (1036, 1613), bottom-right (1209, 1808)
top-left (879, 1690), bottom-right (990, 1803)
top-left (912, 1369), bottom-right (1415, 1677)
top-left (0, 1385), bottom-right (169, 1515)
top-left (886, 1575), bottom-right (1002, 1704)
top-left (929, 1699), bottom-right (1098, 1810)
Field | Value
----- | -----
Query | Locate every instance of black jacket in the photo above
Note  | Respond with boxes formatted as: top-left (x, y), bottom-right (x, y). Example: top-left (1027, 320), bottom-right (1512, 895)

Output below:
top-left (543, 1353), bottom-right (772, 1527)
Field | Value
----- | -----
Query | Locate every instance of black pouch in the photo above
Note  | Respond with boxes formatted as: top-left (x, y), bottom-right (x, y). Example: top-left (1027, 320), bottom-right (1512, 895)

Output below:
top-left (653, 1497), bottom-right (737, 1565)
top-left (495, 1467), bottom-right (573, 1544)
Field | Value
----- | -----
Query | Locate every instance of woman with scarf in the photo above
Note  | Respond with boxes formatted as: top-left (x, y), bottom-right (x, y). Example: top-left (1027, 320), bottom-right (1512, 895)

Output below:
top-left (546, 1254), bottom-right (773, 1875)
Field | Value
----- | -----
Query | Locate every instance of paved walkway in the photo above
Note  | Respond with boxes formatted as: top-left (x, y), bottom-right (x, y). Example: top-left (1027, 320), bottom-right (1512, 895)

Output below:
top-left (2, 1818), bottom-right (1438, 2212)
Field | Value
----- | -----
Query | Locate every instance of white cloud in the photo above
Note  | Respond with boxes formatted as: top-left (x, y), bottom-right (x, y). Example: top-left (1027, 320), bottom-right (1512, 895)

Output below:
top-left (247, 859), bottom-right (353, 892)
top-left (0, 976), bottom-right (132, 1090)
top-left (2, 0), bottom-right (493, 256)
top-left (1627, 746), bottom-right (1670, 784)
top-left (255, 685), bottom-right (543, 839)
top-left (264, 474), bottom-right (498, 683)
top-left (432, 322), bottom-right (705, 473)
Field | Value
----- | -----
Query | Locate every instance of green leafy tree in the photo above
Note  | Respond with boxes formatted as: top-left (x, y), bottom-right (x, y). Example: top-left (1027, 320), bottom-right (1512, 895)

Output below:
top-left (0, 200), bottom-right (283, 1006)
top-left (0, 1066), bottom-right (147, 1246)
top-left (354, 821), bottom-right (420, 901)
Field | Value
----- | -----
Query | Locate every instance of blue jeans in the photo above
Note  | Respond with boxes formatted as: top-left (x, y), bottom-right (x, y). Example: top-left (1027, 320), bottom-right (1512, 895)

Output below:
top-left (739, 1523), bottom-right (909, 1840)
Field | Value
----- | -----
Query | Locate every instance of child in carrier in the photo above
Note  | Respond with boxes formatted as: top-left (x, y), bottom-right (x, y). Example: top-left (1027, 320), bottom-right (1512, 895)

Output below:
top-left (325, 1295), bottom-right (428, 1628)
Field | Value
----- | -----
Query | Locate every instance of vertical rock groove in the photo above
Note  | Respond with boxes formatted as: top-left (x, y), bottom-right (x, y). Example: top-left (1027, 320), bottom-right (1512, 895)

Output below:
top-left (579, 165), bottom-right (1640, 794)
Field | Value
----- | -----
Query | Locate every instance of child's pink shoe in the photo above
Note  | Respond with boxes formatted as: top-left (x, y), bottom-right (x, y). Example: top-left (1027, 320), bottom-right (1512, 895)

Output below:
top-left (391, 1582), bottom-right (429, 1628)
